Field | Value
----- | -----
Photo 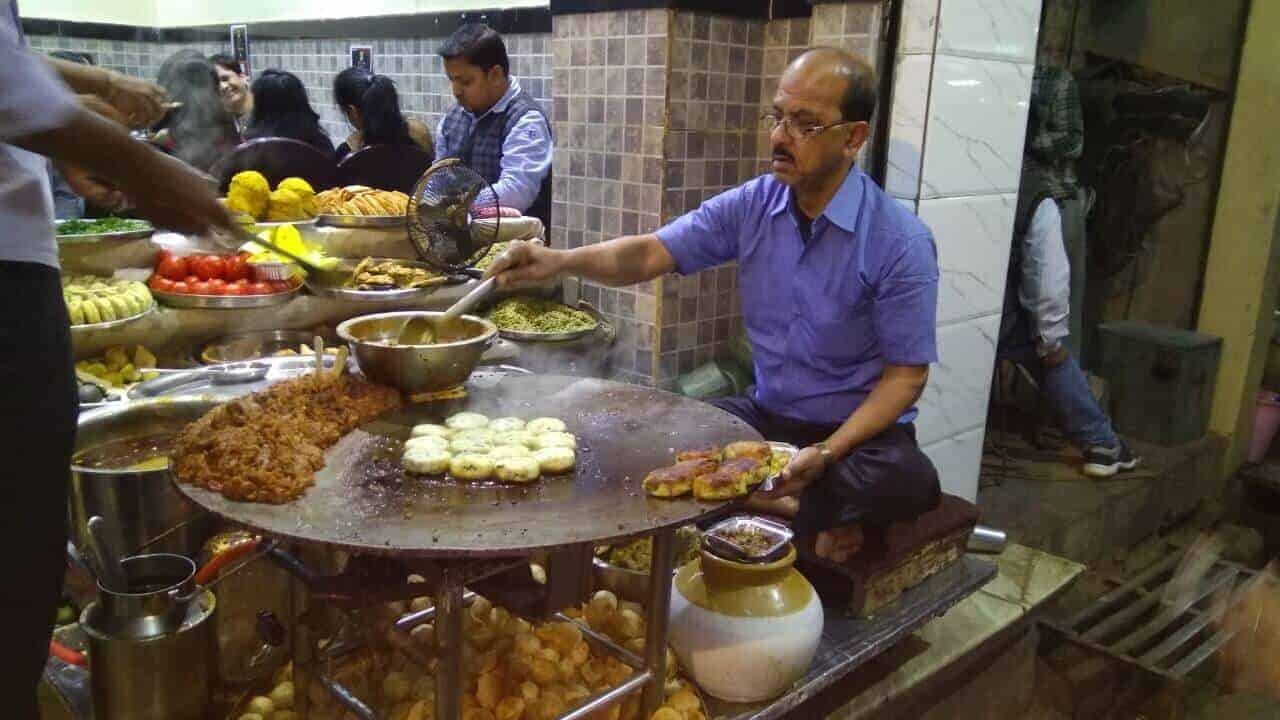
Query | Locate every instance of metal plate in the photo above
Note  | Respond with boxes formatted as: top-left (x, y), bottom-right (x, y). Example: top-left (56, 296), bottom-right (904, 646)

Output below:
top-left (69, 304), bottom-right (155, 334)
top-left (152, 285), bottom-right (300, 309)
top-left (759, 441), bottom-right (798, 493)
top-left (196, 329), bottom-right (341, 365)
top-left (305, 257), bottom-right (447, 302)
top-left (175, 375), bottom-right (761, 558)
top-left (55, 219), bottom-right (154, 244)
top-left (492, 301), bottom-right (602, 342)
top-left (128, 355), bottom-right (342, 400)
top-left (318, 214), bottom-right (407, 229)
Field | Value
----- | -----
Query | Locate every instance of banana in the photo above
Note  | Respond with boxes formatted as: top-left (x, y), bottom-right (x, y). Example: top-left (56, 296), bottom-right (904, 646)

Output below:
top-left (81, 299), bottom-right (101, 324)
top-left (92, 297), bottom-right (116, 322)
top-left (67, 300), bottom-right (85, 325)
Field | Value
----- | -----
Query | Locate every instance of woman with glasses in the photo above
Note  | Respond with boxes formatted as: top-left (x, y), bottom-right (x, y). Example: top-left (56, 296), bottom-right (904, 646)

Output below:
top-left (485, 48), bottom-right (943, 565)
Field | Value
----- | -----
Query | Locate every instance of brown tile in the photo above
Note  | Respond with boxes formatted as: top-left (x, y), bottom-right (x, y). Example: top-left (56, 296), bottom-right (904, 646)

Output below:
top-left (711, 16), bottom-right (732, 43)
top-left (622, 183), bottom-right (640, 210)
top-left (690, 41), bottom-right (708, 69)
top-left (708, 73), bottom-right (726, 102)
top-left (673, 12), bottom-right (693, 38)
top-left (677, 321), bottom-right (697, 348)
top-left (659, 326), bottom-right (676, 352)
top-left (634, 348), bottom-right (653, 375)
top-left (643, 158), bottom-right (662, 185)
top-left (588, 98), bottom-right (604, 123)
top-left (625, 97), bottom-right (644, 125)
top-left (586, 206), bottom-right (601, 231)
top-left (646, 8), bottom-right (667, 35)
top-left (678, 349), bottom-right (695, 373)
top-left (571, 38), bottom-right (588, 67)
top-left (731, 19), bottom-right (750, 45)
top-left (627, 10), bottom-right (646, 35)
top-left (689, 72), bottom-right (708, 100)
top-left (646, 36), bottom-right (666, 67)
top-left (601, 288), bottom-right (618, 315)
top-left (645, 67), bottom-right (665, 98)
top-left (605, 208), bottom-right (622, 235)
top-left (588, 13), bottom-right (609, 37)
top-left (625, 127), bottom-right (643, 153)
top-left (680, 297), bottom-right (698, 322)
top-left (604, 154), bottom-right (622, 180)
top-left (660, 299), bottom-right (678, 328)
top-left (606, 97), bottom-right (625, 125)
top-left (608, 11), bottom-right (627, 37)
top-left (607, 37), bottom-right (625, 66)
top-left (621, 211), bottom-right (638, 235)
top-left (765, 20), bottom-right (788, 46)
top-left (625, 37), bottom-right (645, 66)
top-left (591, 38), bottom-right (607, 65)
top-left (725, 105), bottom-right (743, 131)
top-left (789, 18), bottom-right (811, 45)
top-left (618, 291), bottom-right (636, 317)
top-left (659, 352), bottom-right (678, 380)
top-left (714, 317), bottom-right (730, 342)
top-left (694, 345), bottom-right (713, 366)
top-left (588, 68), bottom-right (605, 95)
top-left (846, 4), bottom-right (879, 34)
top-left (693, 14), bottom-right (710, 41)
top-left (716, 291), bottom-right (733, 317)
top-left (643, 98), bottom-right (664, 126)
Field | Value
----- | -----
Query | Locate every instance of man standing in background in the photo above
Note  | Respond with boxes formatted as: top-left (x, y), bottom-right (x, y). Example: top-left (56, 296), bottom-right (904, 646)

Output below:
top-left (1023, 63), bottom-right (1088, 361)
top-left (436, 23), bottom-right (553, 226)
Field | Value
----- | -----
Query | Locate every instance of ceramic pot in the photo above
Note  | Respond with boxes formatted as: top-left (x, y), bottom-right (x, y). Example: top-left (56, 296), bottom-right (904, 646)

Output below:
top-left (668, 544), bottom-right (823, 703)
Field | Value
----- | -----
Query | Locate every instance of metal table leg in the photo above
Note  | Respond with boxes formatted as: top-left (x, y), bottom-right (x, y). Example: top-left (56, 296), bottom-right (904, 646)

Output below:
top-left (435, 567), bottom-right (465, 720)
top-left (641, 526), bottom-right (676, 717)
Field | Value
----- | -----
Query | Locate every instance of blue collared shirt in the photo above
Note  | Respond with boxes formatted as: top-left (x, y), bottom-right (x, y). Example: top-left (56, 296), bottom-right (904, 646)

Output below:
top-left (657, 167), bottom-right (940, 426)
top-left (434, 78), bottom-right (552, 212)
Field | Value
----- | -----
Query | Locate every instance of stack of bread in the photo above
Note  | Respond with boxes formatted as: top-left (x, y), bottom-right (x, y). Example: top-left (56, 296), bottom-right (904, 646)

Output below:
top-left (316, 186), bottom-right (410, 216)
top-left (643, 441), bottom-right (772, 501)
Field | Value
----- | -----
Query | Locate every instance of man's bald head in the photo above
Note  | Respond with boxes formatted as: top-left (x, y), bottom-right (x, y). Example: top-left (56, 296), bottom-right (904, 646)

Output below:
top-left (783, 47), bottom-right (877, 123)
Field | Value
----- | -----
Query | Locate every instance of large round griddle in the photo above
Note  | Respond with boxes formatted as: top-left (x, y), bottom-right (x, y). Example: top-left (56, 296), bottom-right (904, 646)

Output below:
top-left (176, 375), bottom-right (759, 558)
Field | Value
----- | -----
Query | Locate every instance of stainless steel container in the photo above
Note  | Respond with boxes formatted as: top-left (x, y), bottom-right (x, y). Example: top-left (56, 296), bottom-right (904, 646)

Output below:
top-left (71, 398), bottom-right (221, 558)
top-left (336, 310), bottom-right (498, 393)
top-left (97, 553), bottom-right (197, 639)
top-left (81, 589), bottom-right (216, 720)
top-left (201, 530), bottom-right (292, 686)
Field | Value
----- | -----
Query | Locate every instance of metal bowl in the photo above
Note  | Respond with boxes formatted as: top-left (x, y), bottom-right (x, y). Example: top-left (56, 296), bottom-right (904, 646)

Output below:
top-left (336, 311), bottom-right (498, 393)
top-left (71, 397), bottom-right (222, 559)
top-left (196, 329), bottom-right (341, 365)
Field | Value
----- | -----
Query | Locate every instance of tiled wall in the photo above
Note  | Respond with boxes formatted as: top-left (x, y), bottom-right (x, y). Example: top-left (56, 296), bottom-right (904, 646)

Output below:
top-left (886, 0), bottom-right (1041, 500)
top-left (27, 33), bottom-right (551, 143)
top-left (549, 9), bottom-right (668, 387)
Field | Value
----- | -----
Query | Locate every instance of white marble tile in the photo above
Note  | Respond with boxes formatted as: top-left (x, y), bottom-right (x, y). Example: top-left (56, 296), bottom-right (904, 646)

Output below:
top-left (920, 56), bottom-right (1032, 199)
top-left (916, 313), bottom-right (999, 448)
top-left (918, 193), bottom-right (1015, 325)
top-left (900, 0), bottom-right (940, 54)
top-left (922, 426), bottom-right (987, 501)
top-left (937, 0), bottom-right (1041, 63)
top-left (885, 54), bottom-right (932, 200)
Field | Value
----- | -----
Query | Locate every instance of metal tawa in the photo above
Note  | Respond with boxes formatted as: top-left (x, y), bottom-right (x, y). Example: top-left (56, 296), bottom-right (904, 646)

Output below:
top-left (174, 375), bottom-right (761, 558)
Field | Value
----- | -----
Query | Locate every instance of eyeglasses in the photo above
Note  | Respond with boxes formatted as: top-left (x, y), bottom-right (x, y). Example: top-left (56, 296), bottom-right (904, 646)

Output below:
top-left (760, 113), bottom-right (857, 141)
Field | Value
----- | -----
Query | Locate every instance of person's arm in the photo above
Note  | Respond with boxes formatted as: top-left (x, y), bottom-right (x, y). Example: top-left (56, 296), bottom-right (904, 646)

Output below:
top-left (765, 230), bottom-right (940, 498)
top-left (485, 111), bottom-right (552, 212)
top-left (16, 109), bottom-right (232, 235)
top-left (434, 115), bottom-right (451, 158)
top-left (1018, 199), bottom-right (1070, 357)
top-left (46, 57), bottom-right (167, 129)
top-left (489, 182), bottom-right (748, 290)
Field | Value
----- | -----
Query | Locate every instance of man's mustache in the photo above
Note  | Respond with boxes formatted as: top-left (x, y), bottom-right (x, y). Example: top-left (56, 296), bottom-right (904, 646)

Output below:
top-left (772, 148), bottom-right (794, 162)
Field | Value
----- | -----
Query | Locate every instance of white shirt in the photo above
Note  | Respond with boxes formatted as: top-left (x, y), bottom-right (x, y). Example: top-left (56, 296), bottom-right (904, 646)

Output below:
top-left (434, 78), bottom-right (553, 213)
top-left (0, 0), bottom-right (80, 268)
top-left (1018, 198), bottom-right (1071, 353)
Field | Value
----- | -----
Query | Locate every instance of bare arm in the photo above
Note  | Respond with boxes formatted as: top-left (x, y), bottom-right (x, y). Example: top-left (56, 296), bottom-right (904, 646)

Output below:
top-left (489, 233), bottom-right (676, 290)
top-left (47, 57), bottom-right (167, 128)
top-left (15, 108), bottom-right (230, 235)
top-left (764, 364), bottom-right (929, 499)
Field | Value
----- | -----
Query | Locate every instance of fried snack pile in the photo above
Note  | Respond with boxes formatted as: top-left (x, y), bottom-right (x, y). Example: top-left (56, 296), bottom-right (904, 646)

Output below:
top-left (350, 258), bottom-right (442, 290)
top-left (643, 441), bottom-right (771, 501)
top-left (279, 588), bottom-right (707, 720)
top-left (316, 185), bottom-right (411, 216)
top-left (173, 372), bottom-right (401, 504)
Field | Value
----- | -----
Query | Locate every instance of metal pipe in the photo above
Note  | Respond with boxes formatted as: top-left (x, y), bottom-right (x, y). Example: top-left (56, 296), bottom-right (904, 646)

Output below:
top-left (319, 672), bottom-right (378, 720)
top-left (641, 527), bottom-right (676, 717)
top-left (435, 576), bottom-right (464, 720)
top-left (558, 670), bottom-right (653, 720)
top-left (968, 525), bottom-right (1008, 554)
top-left (394, 590), bottom-right (477, 633)
top-left (554, 612), bottom-right (644, 669)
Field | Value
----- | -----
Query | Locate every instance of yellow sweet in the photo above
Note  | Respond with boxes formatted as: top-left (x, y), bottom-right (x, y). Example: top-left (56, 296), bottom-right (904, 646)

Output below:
top-left (266, 188), bottom-right (307, 221)
top-left (227, 171), bottom-right (270, 220)
top-left (277, 177), bottom-right (318, 217)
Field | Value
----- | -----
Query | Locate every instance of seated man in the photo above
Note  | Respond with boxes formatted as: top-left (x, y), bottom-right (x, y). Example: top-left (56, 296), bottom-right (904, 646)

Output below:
top-left (998, 169), bottom-right (1139, 478)
top-left (436, 23), bottom-right (553, 226)
top-left (488, 47), bottom-right (942, 563)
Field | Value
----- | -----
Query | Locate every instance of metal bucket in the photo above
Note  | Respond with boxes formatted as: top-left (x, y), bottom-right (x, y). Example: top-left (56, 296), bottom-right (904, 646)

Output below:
top-left (81, 589), bottom-right (216, 720)
top-left (97, 553), bottom-right (197, 638)
top-left (70, 398), bottom-right (221, 558)
top-left (201, 531), bottom-right (292, 686)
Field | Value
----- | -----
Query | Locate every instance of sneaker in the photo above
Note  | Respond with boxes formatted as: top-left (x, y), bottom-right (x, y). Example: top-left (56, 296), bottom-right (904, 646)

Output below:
top-left (1083, 442), bottom-right (1140, 478)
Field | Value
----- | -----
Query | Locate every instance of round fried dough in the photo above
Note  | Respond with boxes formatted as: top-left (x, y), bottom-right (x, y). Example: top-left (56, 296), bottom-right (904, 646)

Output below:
top-left (526, 417), bottom-right (567, 434)
top-left (445, 412), bottom-right (489, 430)
top-left (450, 453), bottom-right (494, 480)
top-left (533, 447), bottom-right (576, 474)
top-left (494, 456), bottom-right (541, 484)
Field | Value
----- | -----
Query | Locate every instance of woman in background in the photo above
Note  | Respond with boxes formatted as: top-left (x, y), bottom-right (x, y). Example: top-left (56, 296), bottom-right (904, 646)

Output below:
top-left (154, 53), bottom-right (241, 173)
top-left (332, 67), bottom-right (432, 162)
top-left (244, 69), bottom-right (333, 155)
top-left (210, 53), bottom-right (253, 132)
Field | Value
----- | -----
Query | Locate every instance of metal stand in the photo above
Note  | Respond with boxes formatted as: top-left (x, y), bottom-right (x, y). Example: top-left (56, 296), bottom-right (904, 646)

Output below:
top-left (641, 527), bottom-right (675, 718)
top-left (434, 565), bottom-right (465, 720)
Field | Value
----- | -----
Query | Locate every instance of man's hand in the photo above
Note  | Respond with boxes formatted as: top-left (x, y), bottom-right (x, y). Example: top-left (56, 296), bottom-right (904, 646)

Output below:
top-left (118, 150), bottom-right (233, 235)
top-left (58, 162), bottom-right (125, 212)
top-left (486, 240), bottom-right (566, 289)
top-left (98, 71), bottom-right (168, 129)
top-left (759, 445), bottom-right (827, 500)
top-left (77, 94), bottom-right (129, 125)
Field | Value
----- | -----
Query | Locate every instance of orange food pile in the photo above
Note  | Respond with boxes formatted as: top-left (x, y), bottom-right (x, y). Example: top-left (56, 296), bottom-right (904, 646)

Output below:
top-left (173, 373), bottom-right (402, 504)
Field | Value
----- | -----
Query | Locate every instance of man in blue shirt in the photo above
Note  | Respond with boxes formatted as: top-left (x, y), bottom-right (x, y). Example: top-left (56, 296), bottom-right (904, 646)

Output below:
top-left (436, 23), bottom-right (553, 225)
top-left (489, 48), bottom-right (941, 563)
